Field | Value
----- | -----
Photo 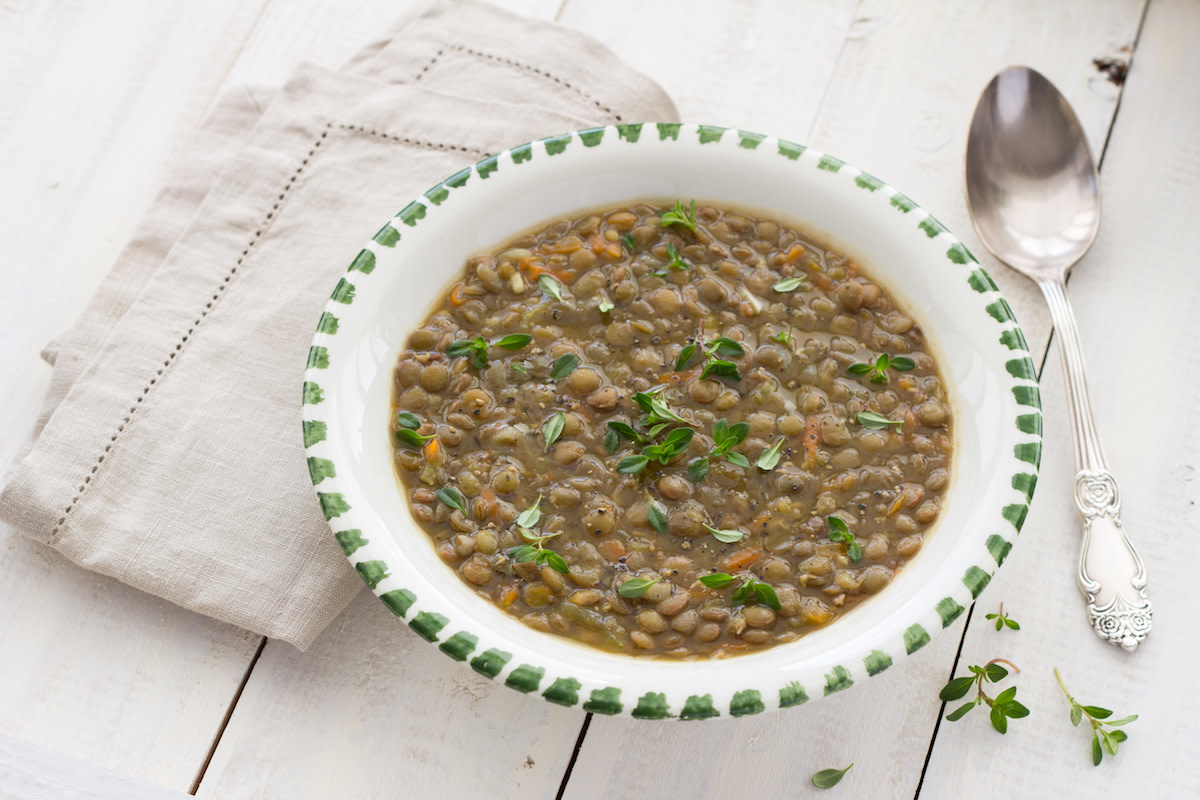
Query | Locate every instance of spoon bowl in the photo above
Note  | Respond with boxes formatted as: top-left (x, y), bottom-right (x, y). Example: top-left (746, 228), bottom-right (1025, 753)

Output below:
top-left (965, 66), bottom-right (1152, 651)
top-left (966, 67), bottom-right (1101, 275)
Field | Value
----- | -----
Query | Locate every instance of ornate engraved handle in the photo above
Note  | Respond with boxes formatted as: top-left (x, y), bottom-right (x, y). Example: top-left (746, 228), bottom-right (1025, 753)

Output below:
top-left (1041, 278), bottom-right (1152, 651)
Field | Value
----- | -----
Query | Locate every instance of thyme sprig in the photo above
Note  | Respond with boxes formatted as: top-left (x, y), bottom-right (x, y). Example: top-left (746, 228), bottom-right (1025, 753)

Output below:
top-left (848, 353), bottom-right (915, 384)
top-left (675, 335), bottom-right (745, 382)
top-left (826, 515), bottom-right (862, 562)
top-left (986, 603), bottom-right (1020, 631)
top-left (507, 519), bottom-right (569, 574)
top-left (700, 572), bottom-right (780, 608)
top-left (857, 410), bottom-right (903, 430)
top-left (660, 198), bottom-right (697, 232)
top-left (446, 333), bottom-right (532, 370)
top-left (1055, 668), bottom-right (1137, 765)
top-left (686, 418), bottom-right (750, 481)
top-left (939, 658), bottom-right (1029, 733)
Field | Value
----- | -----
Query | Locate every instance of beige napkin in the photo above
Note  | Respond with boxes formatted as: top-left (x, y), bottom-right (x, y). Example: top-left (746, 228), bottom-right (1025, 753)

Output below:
top-left (0, 1), bottom-right (679, 649)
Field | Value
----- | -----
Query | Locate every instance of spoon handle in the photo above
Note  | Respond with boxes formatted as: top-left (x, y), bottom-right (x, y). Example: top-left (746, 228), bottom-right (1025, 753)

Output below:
top-left (1039, 278), bottom-right (1152, 651)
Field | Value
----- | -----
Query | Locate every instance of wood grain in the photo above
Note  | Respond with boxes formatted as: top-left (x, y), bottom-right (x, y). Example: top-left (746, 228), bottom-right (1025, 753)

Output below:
top-left (0, 0), bottom-right (1194, 797)
top-left (196, 593), bottom-right (587, 799)
top-left (921, 0), bottom-right (1200, 795)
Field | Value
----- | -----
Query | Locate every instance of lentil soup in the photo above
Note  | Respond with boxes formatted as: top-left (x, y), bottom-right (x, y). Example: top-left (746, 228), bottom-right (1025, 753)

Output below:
top-left (390, 200), bottom-right (953, 658)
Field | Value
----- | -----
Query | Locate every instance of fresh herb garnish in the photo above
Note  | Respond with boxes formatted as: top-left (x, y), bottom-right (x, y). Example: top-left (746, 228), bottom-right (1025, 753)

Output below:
top-left (508, 528), bottom-right (568, 574)
top-left (515, 494), bottom-right (543, 528)
top-left (856, 411), bottom-right (903, 430)
top-left (986, 604), bottom-right (1020, 631)
top-left (617, 575), bottom-right (661, 598)
top-left (436, 486), bottom-right (468, 516)
top-left (632, 388), bottom-right (690, 429)
top-left (660, 198), bottom-right (697, 232)
top-left (665, 243), bottom-right (689, 271)
top-left (397, 428), bottom-right (437, 448)
top-left (698, 572), bottom-right (738, 589)
top-left (395, 411), bottom-right (422, 429)
top-left (543, 412), bottom-right (566, 451)
top-left (768, 324), bottom-right (793, 347)
top-left (848, 353), bottom-right (915, 384)
top-left (675, 335), bottom-right (745, 382)
top-left (621, 232), bottom-right (636, 252)
top-left (607, 420), bottom-right (647, 446)
top-left (732, 578), bottom-right (781, 609)
top-left (495, 333), bottom-right (534, 351)
top-left (756, 438), bottom-right (786, 471)
top-left (616, 427), bottom-right (695, 474)
top-left (550, 353), bottom-right (579, 380)
top-left (447, 333), bottom-right (531, 370)
top-left (702, 523), bottom-right (745, 544)
top-left (772, 276), bottom-right (805, 293)
top-left (686, 418), bottom-right (750, 481)
top-left (538, 273), bottom-right (564, 302)
top-left (940, 659), bottom-right (1029, 733)
top-left (598, 298), bottom-right (614, 313)
top-left (512, 362), bottom-right (530, 377)
top-left (700, 572), bottom-right (780, 609)
top-left (811, 765), bottom-right (853, 789)
top-left (646, 502), bottom-right (668, 535)
top-left (1055, 668), bottom-right (1137, 765)
top-left (827, 515), bottom-right (862, 562)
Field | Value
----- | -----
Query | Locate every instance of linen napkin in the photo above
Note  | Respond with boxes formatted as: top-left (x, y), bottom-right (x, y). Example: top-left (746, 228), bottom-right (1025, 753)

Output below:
top-left (0, 0), bottom-right (679, 649)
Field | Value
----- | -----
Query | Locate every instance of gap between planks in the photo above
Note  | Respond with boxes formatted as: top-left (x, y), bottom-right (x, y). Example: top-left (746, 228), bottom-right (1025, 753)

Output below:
top-left (188, 637), bottom-right (268, 795)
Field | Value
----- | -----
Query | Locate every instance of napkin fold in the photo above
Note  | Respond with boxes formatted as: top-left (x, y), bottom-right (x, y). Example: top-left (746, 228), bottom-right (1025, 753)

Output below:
top-left (0, 1), bottom-right (679, 649)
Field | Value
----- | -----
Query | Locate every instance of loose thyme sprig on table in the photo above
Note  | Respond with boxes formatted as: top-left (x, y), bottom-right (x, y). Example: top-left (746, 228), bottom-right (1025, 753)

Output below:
top-left (1054, 668), bottom-right (1138, 765)
top-left (811, 764), bottom-right (853, 789)
top-left (939, 658), bottom-right (1029, 733)
top-left (986, 603), bottom-right (1020, 631)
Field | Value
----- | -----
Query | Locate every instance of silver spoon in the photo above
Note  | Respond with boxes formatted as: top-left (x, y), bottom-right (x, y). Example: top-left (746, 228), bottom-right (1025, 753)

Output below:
top-left (965, 66), bottom-right (1151, 651)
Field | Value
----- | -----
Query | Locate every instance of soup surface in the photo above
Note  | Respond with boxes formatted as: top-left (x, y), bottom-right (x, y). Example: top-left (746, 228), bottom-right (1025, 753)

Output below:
top-left (391, 200), bottom-right (952, 658)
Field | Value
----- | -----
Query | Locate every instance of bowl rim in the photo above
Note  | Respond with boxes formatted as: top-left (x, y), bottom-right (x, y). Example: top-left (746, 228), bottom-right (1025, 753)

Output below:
top-left (301, 122), bottom-right (1042, 720)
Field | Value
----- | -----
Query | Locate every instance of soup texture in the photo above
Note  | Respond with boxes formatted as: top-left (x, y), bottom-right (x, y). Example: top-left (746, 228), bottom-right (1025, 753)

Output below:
top-left (390, 201), bottom-right (952, 658)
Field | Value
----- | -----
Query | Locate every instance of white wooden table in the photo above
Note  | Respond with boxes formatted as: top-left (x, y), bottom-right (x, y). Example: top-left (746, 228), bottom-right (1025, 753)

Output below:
top-left (2, 2), bottom-right (1197, 797)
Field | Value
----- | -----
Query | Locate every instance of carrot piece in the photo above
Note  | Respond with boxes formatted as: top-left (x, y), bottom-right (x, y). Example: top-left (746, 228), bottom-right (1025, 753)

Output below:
top-left (447, 282), bottom-right (467, 306)
top-left (497, 582), bottom-right (519, 608)
top-left (802, 416), bottom-right (820, 470)
top-left (422, 437), bottom-right (442, 464)
top-left (722, 547), bottom-right (763, 572)
top-left (588, 233), bottom-right (622, 260)
top-left (784, 244), bottom-right (808, 265)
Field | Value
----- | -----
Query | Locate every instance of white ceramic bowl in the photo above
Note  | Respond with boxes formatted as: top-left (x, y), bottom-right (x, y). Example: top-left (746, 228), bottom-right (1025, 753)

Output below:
top-left (302, 124), bottom-right (1041, 719)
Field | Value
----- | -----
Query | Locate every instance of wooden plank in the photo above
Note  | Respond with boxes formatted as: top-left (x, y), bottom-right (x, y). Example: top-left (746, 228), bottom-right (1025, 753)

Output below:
top-left (560, 1), bottom-right (1147, 797)
top-left (920, 0), bottom-right (1200, 794)
top-left (0, 1), bottom-right (280, 790)
top-left (194, 592), bottom-right (587, 799)
top-left (186, 3), bottom-right (591, 798)
top-left (0, 530), bottom-right (263, 788)
top-left (557, 0), bottom-right (861, 143)
top-left (806, 0), bottom-right (1147, 360)
top-left (0, 734), bottom-right (193, 800)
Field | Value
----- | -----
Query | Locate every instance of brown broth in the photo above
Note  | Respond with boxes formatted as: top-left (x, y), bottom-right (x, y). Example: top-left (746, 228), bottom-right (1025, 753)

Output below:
top-left (391, 201), bottom-right (952, 658)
